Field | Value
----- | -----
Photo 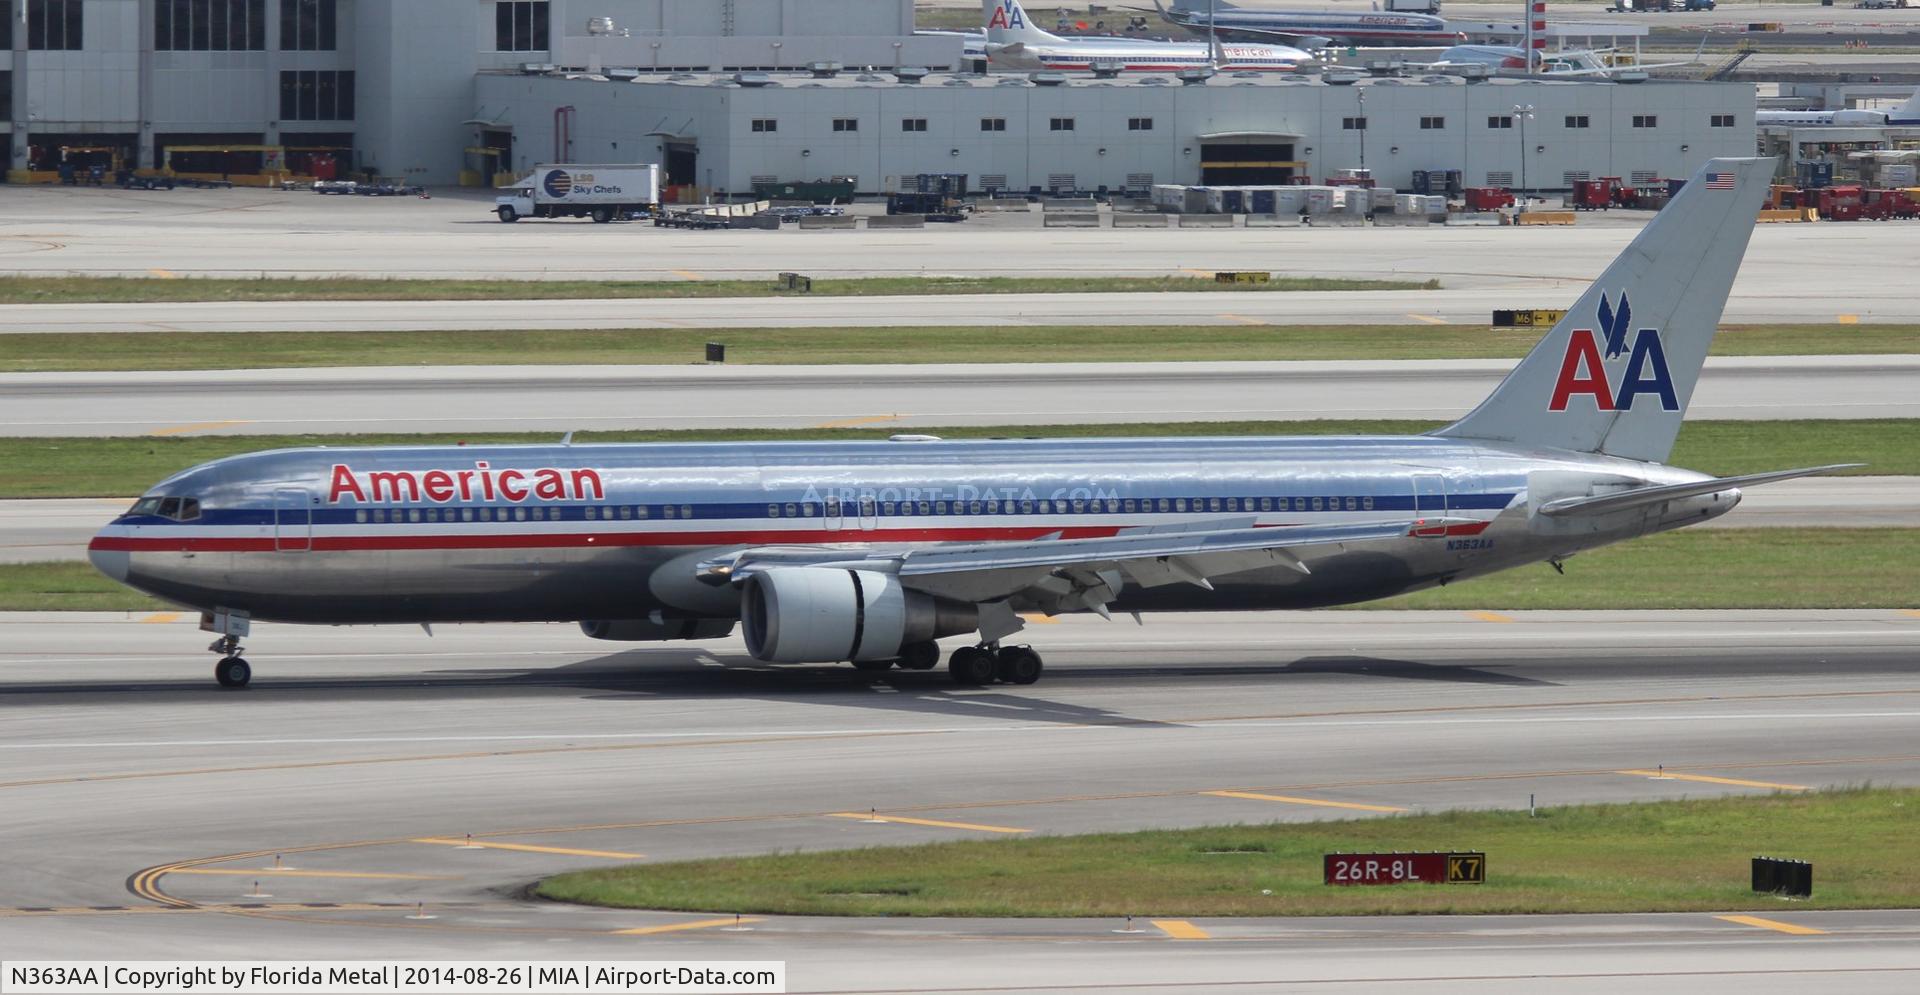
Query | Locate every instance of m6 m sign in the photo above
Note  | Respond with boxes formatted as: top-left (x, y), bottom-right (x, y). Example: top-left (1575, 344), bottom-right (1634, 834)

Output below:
top-left (1324, 852), bottom-right (1486, 886)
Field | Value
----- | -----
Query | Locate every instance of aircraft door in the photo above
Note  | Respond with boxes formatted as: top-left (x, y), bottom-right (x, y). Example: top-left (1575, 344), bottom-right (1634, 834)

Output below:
top-left (1411, 473), bottom-right (1448, 538)
top-left (857, 492), bottom-right (878, 532)
top-left (274, 488), bottom-right (313, 552)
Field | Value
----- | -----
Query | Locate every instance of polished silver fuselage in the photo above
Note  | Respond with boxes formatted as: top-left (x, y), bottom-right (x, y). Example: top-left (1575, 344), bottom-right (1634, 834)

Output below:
top-left (90, 436), bottom-right (1736, 626)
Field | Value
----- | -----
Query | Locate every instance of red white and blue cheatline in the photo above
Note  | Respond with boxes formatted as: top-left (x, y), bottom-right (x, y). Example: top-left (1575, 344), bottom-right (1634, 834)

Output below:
top-left (1703, 171), bottom-right (1736, 190)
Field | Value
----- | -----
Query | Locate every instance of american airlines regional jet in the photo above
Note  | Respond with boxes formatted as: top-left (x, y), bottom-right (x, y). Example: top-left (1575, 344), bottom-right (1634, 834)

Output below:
top-left (91, 157), bottom-right (1854, 689)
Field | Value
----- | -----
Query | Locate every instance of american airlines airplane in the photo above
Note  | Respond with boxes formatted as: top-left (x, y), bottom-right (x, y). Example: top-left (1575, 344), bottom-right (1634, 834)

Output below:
top-left (91, 157), bottom-right (1854, 690)
top-left (1156, 0), bottom-right (1461, 49)
top-left (985, 0), bottom-right (1312, 72)
top-left (1755, 86), bottom-right (1920, 127)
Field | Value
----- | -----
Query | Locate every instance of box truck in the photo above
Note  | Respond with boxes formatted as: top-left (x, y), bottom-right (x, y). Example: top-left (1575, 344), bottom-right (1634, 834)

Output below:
top-left (495, 163), bottom-right (662, 222)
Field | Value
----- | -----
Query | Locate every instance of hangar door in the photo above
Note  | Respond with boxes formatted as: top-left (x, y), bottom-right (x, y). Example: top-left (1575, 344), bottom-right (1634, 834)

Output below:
top-left (1199, 133), bottom-right (1305, 185)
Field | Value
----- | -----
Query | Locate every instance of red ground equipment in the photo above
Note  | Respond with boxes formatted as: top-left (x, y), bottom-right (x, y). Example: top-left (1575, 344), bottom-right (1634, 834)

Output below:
top-left (1571, 178), bottom-right (1616, 210)
top-left (1815, 185), bottom-right (1864, 221)
top-left (1464, 187), bottom-right (1514, 211)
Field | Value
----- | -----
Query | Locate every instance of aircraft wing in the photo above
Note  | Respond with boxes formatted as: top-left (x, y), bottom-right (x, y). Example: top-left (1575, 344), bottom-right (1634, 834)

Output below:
top-left (1536, 464), bottom-right (1862, 518)
top-left (704, 519), bottom-right (1433, 615)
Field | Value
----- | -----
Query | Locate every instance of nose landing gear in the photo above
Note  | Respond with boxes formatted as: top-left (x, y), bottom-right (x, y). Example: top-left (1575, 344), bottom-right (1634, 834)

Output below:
top-left (209, 634), bottom-right (252, 689)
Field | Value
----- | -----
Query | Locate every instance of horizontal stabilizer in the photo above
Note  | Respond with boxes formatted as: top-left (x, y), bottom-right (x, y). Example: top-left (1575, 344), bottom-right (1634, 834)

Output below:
top-left (1536, 464), bottom-right (1862, 518)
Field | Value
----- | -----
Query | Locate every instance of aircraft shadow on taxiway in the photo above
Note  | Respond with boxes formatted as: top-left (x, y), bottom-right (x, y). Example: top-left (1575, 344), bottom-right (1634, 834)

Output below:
top-left (0, 649), bottom-right (1575, 726)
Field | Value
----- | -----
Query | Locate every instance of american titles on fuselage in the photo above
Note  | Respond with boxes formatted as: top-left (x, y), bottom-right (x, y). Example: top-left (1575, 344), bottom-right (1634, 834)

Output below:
top-left (326, 462), bottom-right (606, 505)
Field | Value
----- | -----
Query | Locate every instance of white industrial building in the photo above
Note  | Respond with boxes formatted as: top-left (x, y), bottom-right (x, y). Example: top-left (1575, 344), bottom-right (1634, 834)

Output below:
top-left (478, 69), bottom-right (1756, 196)
top-left (4, 0), bottom-right (949, 181)
top-left (4, 0), bottom-right (1753, 191)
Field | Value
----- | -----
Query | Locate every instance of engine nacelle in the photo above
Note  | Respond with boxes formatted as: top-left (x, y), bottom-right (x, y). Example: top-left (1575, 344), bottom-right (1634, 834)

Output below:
top-left (741, 568), bottom-right (976, 662)
top-left (579, 617), bottom-right (736, 642)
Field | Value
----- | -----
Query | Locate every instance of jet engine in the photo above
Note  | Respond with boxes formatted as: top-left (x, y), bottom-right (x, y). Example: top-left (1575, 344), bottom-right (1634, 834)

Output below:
top-left (741, 568), bottom-right (977, 662)
top-left (579, 617), bottom-right (737, 641)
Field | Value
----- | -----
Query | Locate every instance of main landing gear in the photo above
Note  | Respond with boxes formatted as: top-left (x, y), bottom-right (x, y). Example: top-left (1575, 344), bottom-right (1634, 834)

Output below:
top-left (948, 644), bottom-right (1043, 687)
top-left (209, 634), bottom-right (252, 689)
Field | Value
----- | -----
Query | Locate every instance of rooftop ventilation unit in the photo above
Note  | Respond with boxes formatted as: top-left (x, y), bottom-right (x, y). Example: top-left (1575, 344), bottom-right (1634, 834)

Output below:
top-left (521, 62), bottom-right (556, 74)
top-left (733, 72), bottom-right (776, 87)
top-left (1138, 76), bottom-right (1171, 86)
top-left (996, 76), bottom-right (1029, 86)
top-left (1325, 73), bottom-right (1363, 86)
top-left (1090, 60), bottom-right (1123, 79)
top-left (1178, 67), bottom-right (1215, 85)
top-left (855, 72), bottom-right (885, 82)
top-left (1615, 70), bottom-right (1650, 84)
top-left (1030, 71), bottom-right (1068, 86)
top-left (1232, 70), bottom-right (1261, 78)
top-left (1366, 60), bottom-right (1402, 77)
top-left (893, 66), bottom-right (930, 84)
top-left (942, 78), bottom-right (974, 87)
top-left (606, 68), bottom-right (640, 80)
top-left (810, 61), bottom-right (842, 78)
top-left (1457, 64), bottom-right (1490, 82)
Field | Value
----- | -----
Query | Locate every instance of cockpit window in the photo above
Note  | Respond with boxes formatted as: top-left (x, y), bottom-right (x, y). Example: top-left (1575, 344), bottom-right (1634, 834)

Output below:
top-left (131, 496), bottom-right (202, 521)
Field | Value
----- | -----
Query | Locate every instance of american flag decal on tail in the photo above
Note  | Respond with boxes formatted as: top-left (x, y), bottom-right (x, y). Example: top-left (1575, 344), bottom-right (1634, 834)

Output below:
top-left (1704, 171), bottom-right (1736, 190)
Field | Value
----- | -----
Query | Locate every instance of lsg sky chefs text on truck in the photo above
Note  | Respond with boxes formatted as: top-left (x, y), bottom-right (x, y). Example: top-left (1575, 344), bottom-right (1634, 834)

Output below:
top-left (495, 164), bottom-right (663, 223)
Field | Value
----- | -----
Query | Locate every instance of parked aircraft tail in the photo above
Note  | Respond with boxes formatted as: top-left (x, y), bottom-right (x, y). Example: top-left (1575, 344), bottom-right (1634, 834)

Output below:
top-left (1433, 157), bottom-right (1774, 464)
top-left (1889, 85), bottom-right (1920, 125)
top-left (983, 0), bottom-right (1058, 44)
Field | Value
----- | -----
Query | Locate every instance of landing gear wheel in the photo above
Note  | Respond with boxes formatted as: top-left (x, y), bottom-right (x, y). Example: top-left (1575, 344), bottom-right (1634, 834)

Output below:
top-left (496, 205), bottom-right (518, 223)
top-left (591, 207), bottom-right (614, 223)
top-left (851, 658), bottom-right (895, 672)
top-left (948, 646), bottom-right (996, 686)
top-left (215, 657), bottom-right (252, 689)
top-left (994, 646), bottom-right (1043, 686)
top-left (897, 641), bottom-right (940, 671)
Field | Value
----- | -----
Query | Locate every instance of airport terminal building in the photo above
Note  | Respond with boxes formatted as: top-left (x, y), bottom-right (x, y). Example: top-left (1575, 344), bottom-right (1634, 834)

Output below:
top-left (6, 0), bottom-right (1753, 191)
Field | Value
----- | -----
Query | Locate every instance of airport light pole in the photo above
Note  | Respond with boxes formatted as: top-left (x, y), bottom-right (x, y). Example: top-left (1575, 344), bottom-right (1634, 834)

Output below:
top-left (1357, 89), bottom-right (1367, 168)
top-left (1513, 103), bottom-right (1535, 199)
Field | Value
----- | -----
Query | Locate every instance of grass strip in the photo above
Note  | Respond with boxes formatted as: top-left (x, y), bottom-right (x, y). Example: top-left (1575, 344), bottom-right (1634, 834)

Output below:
top-left (15, 528), bottom-right (1920, 613)
top-left (536, 787), bottom-right (1920, 917)
top-left (1, 324), bottom-right (1915, 372)
top-left (2, 419), bottom-right (1902, 500)
top-left (0, 275), bottom-right (1434, 306)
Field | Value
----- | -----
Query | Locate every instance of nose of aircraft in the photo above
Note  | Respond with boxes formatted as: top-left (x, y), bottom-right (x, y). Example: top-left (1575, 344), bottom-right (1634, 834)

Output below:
top-left (88, 538), bottom-right (130, 582)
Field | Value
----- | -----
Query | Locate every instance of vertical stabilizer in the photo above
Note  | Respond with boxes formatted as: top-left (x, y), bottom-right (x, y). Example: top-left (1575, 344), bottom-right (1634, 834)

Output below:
top-left (983, 0), bottom-right (1058, 45)
top-left (1432, 157), bottom-right (1773, 463)
top-left (1889, 85), bottom-right (1920, 125)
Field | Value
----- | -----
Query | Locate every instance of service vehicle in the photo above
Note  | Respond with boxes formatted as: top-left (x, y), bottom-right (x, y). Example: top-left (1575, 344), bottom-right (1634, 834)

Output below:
top-left (495, 163), bottom-right (662, 223)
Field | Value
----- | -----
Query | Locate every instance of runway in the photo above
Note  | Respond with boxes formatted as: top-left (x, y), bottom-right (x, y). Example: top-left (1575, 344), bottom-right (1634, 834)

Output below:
top-left (1, 609), bottom-right (1917, 990)
top-left (0, 356), bottom-right (1911, 437)
top-left (8, 477), bottom-right (1912, 565)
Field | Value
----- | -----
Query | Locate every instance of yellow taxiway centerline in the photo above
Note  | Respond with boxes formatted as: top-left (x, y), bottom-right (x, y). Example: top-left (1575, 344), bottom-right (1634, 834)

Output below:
top-left (616, 917), bottom-right (763, 936)
top-left (1716, 914), bottom-right (1827, 936)
top-left (827, 813), bottom-right (1031, 834)
top-left (1405, 313), bottom-right (1449, 325)
top-left (1616, 770), bottom-right (1808, 791)
top-left (412, 838), bottom-right (644, 859)
top-left (148, 420), bottom-right (250, 437)
top-left (138, 612), bottom-right (184, 624)
top-left (1469, 610), bottom-right (1515, 623)
top-left (171, 868), bottom-right (453, 880)
top-left (1151, 919), bottom-right (1212, 940)
top-left (1203, 790), bottom-right (1407, 813)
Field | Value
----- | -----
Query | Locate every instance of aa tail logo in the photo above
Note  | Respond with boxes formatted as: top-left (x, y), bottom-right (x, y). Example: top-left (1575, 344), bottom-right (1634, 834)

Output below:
top-left (1548, 292), bottom-right (1678, 412)
top-left (988, 0), bottom-right (1026, 29)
